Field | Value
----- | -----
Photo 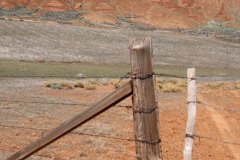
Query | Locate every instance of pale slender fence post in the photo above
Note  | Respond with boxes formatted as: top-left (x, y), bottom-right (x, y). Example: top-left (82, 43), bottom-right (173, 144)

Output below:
top-left (129, 37), bottom-right (162, 160)
top-left (184, 68), bottom-right (197, 160)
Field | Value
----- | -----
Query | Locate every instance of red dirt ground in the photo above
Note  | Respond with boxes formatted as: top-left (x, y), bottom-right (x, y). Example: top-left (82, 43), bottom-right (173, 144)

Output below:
top-left (1, 0), bottom-right (240, 29)
top-left (1, 81), bottom-right (239, 159)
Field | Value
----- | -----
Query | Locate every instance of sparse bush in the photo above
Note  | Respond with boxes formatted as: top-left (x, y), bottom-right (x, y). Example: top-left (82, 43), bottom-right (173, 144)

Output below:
top-left (85, 84), bottom-right (96, 90)
top-left (157, 78), bottom-right (186, 92)
top-left (89, 79), bottom-right (98, 85)
top-left (111, 79), bottom-right (127, 89)
top-left (168, 79), bottom-right (178, 84)
top-left (234, 82), bottom-right (240, 90)
top-left (157, 83), bottom-right (163, 89)
top-left (162, 83), bottom-right (182, 93)
top-left (156, 78), bottom-right (164, 84)
top-left (45, 80), bottom-right (73, 89)
top-left (74, 81), bottom-right (84, 88)
top-left (177, 80), bottom-right (187, 87)
top-left (50, 83), bottom-right (62, 90)
top-left (60, 82), bottom-right (73, 89)
top-left (0, 7), bottom-right (33, 17)
top-left (44, 10), bottom-right (83, 21)
top-left (207, 82), bottom-right (224, 89)
top-left (100, 78), bottom-right (109, 86)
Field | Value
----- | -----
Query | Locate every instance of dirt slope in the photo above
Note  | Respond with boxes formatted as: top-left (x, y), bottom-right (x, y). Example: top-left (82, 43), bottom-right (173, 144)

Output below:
top-left (0, 0), bottom-right (240, 29)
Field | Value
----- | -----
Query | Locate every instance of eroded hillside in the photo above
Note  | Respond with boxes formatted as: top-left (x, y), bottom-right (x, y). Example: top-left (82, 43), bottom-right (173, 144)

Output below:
top-left (0, 0), bottom-right (240, 29)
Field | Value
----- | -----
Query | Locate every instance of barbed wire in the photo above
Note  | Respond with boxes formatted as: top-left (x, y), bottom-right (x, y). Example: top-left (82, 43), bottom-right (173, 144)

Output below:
top-left (0, 99), bottom-right (93, 107)
top-left (0, 124), bottom-right (135, 143)
top-left (0, 72), bottom-right (189, 80)
top-left (195, 134), bottom-right (240, 146)
top-left (198, 100), bottom-right (240, 113)
top-left (0, 99), bottom-right (135, 112)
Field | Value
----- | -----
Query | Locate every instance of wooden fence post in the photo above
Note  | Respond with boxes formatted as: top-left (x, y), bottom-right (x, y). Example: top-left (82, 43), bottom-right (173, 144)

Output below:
top-left (184, 68), bottom-right (196, 160)
top-left (129, 37), bottom-right (162, 160)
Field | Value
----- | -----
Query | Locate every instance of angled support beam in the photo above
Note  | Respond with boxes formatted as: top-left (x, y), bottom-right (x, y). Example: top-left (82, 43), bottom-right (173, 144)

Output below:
top-left (7, 81), bottom-right (133, 160)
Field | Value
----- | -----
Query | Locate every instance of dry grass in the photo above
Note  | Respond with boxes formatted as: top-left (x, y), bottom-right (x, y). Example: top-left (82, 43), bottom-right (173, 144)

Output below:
top-left (45, 80), bottom-right (73, 89)
top-left (112, 79), bottom-right (128, 89)
top-left (234, 82), bottom-right (240, 89)
top-left (156, 78), bottom-right (187, 93)
top-left (207, 82), bottom-right (224, 89)
top-left (100, 78), bottom-right (110, 86)
top-left (85, 84), bottom-right (96, 90)
top-left (88, 79), bottom-right (99, 85)
top-left (74, 81), bottom-right (84, 88)
top-left (162, 83), bottom-right (183, 93)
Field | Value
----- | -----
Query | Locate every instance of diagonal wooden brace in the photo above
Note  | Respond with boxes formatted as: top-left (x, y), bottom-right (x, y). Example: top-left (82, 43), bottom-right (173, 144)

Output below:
top-left (7, 81), bottom-right (133, 160)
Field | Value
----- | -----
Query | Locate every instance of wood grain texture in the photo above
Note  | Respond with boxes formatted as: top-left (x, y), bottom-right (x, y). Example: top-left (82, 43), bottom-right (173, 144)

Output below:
top-left (7, 81), bottom-right (133, 160)
top-left (184, 68), bottom-right (196, 160)
top-left (130, 37), bottom-right (162, 160)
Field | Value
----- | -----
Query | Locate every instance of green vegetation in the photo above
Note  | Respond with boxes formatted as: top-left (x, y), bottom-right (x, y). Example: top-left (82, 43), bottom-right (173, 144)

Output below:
top-left (0, 7), bottom-right (33, 17)
top-left (44, 11), bottom-right (84, 21)
top-left (195, 20), bottom-right (240, 43)
top-left (0, 60), bottom-right (240, 78)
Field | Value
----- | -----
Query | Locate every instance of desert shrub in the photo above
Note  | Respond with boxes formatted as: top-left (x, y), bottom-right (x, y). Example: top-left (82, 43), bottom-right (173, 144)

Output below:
top-left (0, 6), bottom-right (32, 16)
top-left (88, 79), bottom-right (98, 85)
top-left (199, 20), bottom-right (235, 34)
top-left (50, 83), bottom-right (62, 90)
top-left (207, 82), bottom-right (224, 89)
top-left (111, 79), bottom-right (128, 88)
top-left (177, 80), bottom-right (187, 87)
top-left (74, 81), bottom-right (84, 88)
top-left (85, 84), bottom-right (96, 90)
top-left (45, 80), bottom-right (73, 89)
top-left (157, 83), bottom-right (163, 89)
top-left (100, 78), bottom-right (109, 86)
top-left (168, 79), bottom-right (178, 84)
top-left (156, 78), bottom-right (187, 92)
top-left (162, 83), bottom-right (182, 93)
top-left (60, 82), bottom-right (73, 89)
top-left (234, 82), bottom-right (240, 90)
top-left (156, 77), bottom-right (164, 84)
top-left (44, 10), bottom-right (83, 21)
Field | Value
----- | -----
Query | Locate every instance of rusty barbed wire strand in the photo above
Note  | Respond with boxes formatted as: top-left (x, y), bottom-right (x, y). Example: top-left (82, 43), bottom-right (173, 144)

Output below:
top-left (195, 134), bottom-right (240, 146)
top-left (0, 124), bottom-right (135, 143)
top-left (198, 100), bottom-right (240, 113)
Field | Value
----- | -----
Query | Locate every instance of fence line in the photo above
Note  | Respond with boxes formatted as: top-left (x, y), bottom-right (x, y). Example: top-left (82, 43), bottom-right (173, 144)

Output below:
top-left (195, 134), bottom-right (240, 146)
top-left (0, 124), bottom-right (135, 143)
top-left (198, 101), bottom-right (240, 113)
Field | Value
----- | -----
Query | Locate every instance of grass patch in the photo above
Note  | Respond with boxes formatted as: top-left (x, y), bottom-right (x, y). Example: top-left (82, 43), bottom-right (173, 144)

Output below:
top-left (44, 10), bottom-right (84, 21)
top-left (0, 60), bottom-right (240, 78)
top-left (162, 83), bottom-right (183, 93)
top-left (0, 6), bottom-right (33, 17)
top-left (74, 81), bottom-right (84, 88)
top-left (207, 82), bottom-right (225, 89)
top-left (45, 80), bottom-right (73, 89)
top-left (84, 84), bottom-right (96, 90)
top-left (234, 82), bottom-right (240, 90)
top-left (157, 79), bottom-right (187, 93)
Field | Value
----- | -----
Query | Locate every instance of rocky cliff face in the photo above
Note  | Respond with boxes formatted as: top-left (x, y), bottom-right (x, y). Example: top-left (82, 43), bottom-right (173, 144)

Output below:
top-left (0, 0), bottom-right (239, 29)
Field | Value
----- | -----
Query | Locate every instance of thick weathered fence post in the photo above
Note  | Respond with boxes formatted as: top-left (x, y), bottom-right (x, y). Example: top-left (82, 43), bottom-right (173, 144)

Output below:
top-left (129, 37), bottom-right (162, 160)
top-left (184, 68), bottom-right (196, 160)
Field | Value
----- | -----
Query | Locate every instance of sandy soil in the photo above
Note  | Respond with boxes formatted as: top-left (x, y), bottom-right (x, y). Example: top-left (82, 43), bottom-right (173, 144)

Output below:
top-left (0, 78), bottom-right (239, 159)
